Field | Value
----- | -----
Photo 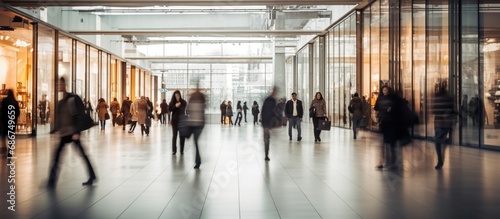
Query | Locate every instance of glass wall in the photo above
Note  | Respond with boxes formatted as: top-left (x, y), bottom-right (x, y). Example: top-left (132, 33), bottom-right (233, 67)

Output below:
top-left (285, 56), bottom-right (294, 97)
top-left (89, 47), bottom-right (99, 106)
top-left (76, 42), bottom-right (86, 97)
top-left (101, 52), bottom-right (109, 102)
top-left (325, 12), bottom-right (357, 127)
top-left (37, 25), bottom-right (55, 134)
top-left (477, 2), bottom-right (500, 147)
top-left (297, 45), bottom-right (310, 120)
top-left (151, 62), bottom-right (272, 114)
top-left (0, 12), bottom-right (33, 135)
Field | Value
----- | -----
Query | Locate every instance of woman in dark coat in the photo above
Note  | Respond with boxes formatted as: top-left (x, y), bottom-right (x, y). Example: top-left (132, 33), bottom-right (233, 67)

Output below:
top-left (252, 101), bottom-right (260, 125)
top-left (169, 90), bottom-right (187, 155)
top-left (226, 101), bottom-right (234, 125)
top-left (1, 89), bottom-right (20, 155)
top-left (236, 101), bottom-right (243, 126)
top-left (374, 86), bottom-right (399, 169)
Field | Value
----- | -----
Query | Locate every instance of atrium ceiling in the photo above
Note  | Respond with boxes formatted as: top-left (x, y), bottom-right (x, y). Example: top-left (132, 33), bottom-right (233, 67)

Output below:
top-left (5, 0), bottom-right (363, 7)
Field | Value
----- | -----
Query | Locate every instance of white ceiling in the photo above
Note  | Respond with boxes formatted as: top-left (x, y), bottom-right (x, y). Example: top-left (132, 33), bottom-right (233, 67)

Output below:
top-left (4, 0), bottom-right (363, 7)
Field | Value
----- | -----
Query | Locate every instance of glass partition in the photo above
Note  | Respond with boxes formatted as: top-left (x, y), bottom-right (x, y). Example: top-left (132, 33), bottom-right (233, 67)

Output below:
top-left (89, 47), bottom-right (99, 107)
top-left (36, 25), bottom-right (55, 134)
top-left (76, 42), bottom-right (86, 97)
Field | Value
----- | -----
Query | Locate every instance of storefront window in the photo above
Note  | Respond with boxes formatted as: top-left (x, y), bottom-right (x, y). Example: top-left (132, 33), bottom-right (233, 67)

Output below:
top-left (88, 47), bottom-right (98, 108)
top-left (58, 35), bottom-right (72, 92)
top-left (362, 7), bottom-right (372, 128)
top-left (426, 0), bottom-right (449, 139)
top-left (36, 25), bottom-right (55, 134)
top-left (413, 1), bottom-right (426, 137)
top-left (297, 46), bottom-right (310, 121)
top-left (0, 13), bottom-right (33, 135)
top-left (76, 42), bottom-right (86, 97)
top-left (480, 2), bottom-right (500, 147)
top-left (101, 52), bottom-right (109, 102)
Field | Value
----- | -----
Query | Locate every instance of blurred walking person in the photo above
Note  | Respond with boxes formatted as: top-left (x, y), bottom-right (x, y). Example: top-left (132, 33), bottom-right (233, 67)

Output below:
top-left (261, 87), bottom-right (280, 161)
top-left (252, 101), bottom-right (260, 125)
top-left (121, 97), bottom-right (132, 131)
top-left (0, 89), bottom-right (20, 155)
top-left (243, 102), bottom-right (249, 122)
top-left (374, 86), bottom-right (399, 169)
top-left (160, 99), bottom-right (169, 125)
top-left (169, 90), bottom-right (187, 155)
top-left (187, 86), bottom-right (206, 169)
top-left (349, 93), bottom-right (364, 139)
top-left (431, 83), bottom-right (456, 169)
top-left (226, 101), bottom-right (234, 125)
top-left (137, 96), bottom-right (149, 136)
top-left (285, 92), bottom-right (303, 141)
top-left (236, 101), bottom-right (243, 126)
top-left (310, 92), bottom-right (327, 142)
top-left (48, 77), bottom-right (96, 188)
top-left (97, 98), bottom-right (109, 130)
top-left (220, 100), bottom-right (227, 124)
top-left (110, 97), bottom-right (120, 127)
top-left (128, 97), bottom-right (139, 133)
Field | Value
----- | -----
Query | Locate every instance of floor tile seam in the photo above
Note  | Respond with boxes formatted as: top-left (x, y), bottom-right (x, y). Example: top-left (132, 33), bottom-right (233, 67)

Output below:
top-left (306, 149), bottom-right (412, 219)
top-left (258, 148), bottom-right (325, 219)
top-left (159, 132), bottom-right (227, 219)
top-left (115, 156), bottom-right (184, 219)
top-left (72, 154), bottom-right (174, 218)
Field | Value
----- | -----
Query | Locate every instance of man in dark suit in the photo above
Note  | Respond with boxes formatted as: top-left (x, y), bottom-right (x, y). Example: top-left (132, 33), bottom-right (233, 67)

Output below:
top-left (285, 92), bottom-right (304, 141)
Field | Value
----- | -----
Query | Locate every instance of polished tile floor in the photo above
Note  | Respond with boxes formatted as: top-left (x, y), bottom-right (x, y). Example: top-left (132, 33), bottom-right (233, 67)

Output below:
top-left (1, 121), bottom-right (499, 219)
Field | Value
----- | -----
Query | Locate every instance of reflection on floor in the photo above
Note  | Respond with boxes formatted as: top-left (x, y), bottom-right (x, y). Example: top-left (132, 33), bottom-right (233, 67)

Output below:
top-left (1, 122), bottom-right (499, 219)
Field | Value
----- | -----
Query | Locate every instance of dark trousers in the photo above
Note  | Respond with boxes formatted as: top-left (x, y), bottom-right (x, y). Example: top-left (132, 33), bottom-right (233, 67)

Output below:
top-left (112, 113), bottom-right (118, 126)
top-left (228, 116), bottom-right (233, 125)
top-left (122, 113), bottom-right (129, 130)
top-left (192, 127), bottom-right (203, 165)
top-left (48, 135), bottom-right (96, 185)
top-left (141, 124), bottom-right (149, 135)
top-left (100, 120), bottom-right (106, 130)
top-left (312, 116), bottom-right (325, 140)
top-left (161, 113), bottom-right (168, 124)
top-left (236, 112), bottom-right (243, 125)
top-left (221, 113), bottom-right (226, 124)
top-left (253, 114), bottom-right (258, 125)
top-left (263, 127), bottom-right (270, 157)
top-left (172, 123), bottom-right (185, 153)
top-left (129, 121), bottom-right (137, 132)
top-left (244, 112), bottom-right (247, 122)
top-left (435, 128), bottom-right (452, 165)
top-left (288, 117), bottom-right (302, 139)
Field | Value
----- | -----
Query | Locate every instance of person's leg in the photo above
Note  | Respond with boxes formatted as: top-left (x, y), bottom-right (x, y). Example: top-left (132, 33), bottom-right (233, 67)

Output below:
top-left (193, 127), bottom-right (203, 168)
top-left (297, 118), bottom-right (302, 141)
top-left (73, 138), bottom-right (97, 184)
top-left (180, 136), bottom-right (185, 154)
top-left (253, 115), bottom-right (257, 125)
top-left (221, 113), bottom-right (224, 124)
top-left (317, 117), bottom-right (323, 141)
top-left (244, 112), bottom-right (247, 122)
top-left (288, 117), bottom-right (294, 140)
top-left (263, 127), bottom-right (270, 160)
top-left (48, 135), bottom-right (72, 186)
top-left (172, 125), bottom-right (178, 154)
top-left (112, 114), bottom-right (117, 126)
top-left (122, 114), bottom-right (127, 130)
top-left (352, 119), bottom-right (359, 139)
top-left (141, 124), bottom-right (145, 135)
top-left (312, 117), bottom-right (319, 141)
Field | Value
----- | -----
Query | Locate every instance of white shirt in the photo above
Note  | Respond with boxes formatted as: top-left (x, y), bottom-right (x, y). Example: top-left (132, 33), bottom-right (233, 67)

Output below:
top-left (292, 99), bottom-right (297, 116)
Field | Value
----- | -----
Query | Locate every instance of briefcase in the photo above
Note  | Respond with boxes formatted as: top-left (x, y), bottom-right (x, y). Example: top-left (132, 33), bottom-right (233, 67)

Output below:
top-left (317, 118), bottom-right (331, 131)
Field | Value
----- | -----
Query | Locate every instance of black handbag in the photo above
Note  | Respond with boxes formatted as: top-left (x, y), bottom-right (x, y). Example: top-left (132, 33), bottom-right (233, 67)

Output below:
top-left (105, 112), bottom-right (110, 120)
top-left (309, 107), bottom-right (316, 118)
top-left (178, 115), bottom-right (192, 139)
top-left (317, 118), bottom-right (331, 131)
top-left (116, 114), bottom-right (124, 126)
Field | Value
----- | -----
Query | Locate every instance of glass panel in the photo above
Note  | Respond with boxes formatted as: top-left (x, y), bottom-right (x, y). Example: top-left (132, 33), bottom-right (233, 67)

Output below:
top-left (101, 52), bottom-right (108, 101)
top-left (326, 31), bottom-right (334, 123)
top-left (76, 42), bottom-right (86, 96)
top-left (413, 0), bottom-right (426, 137)
top-left (89, 47), bottom-right (98, 109)
top-left (401, 0), bottom-right (413, 104)
top-left (362, 6), bottom-right (372, 128)
top-left (285, 56), bottom-right (294, 96)
top-left (58, 35), bottom-right (72, 92)
top-left (427, 0), bottom-right (449, 139)
top-left (313, 38), bottom-right (320, 93)
top-left (1, 22), bottom-right (34, 135)
top-left (480, 2), bottom-right (500, 147)
top-left (334, 26), bottom-right (341, 126)
top-left (37, 26), bottom-right (54, 135)
top-left (380, 0), bottom-right (390, 81)
top-left (371, 1), bottom-right (381, 130)
top-left (191, 43), bottom-right (222, 56)
top-left (340, 21), bottom-right (347, 127)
